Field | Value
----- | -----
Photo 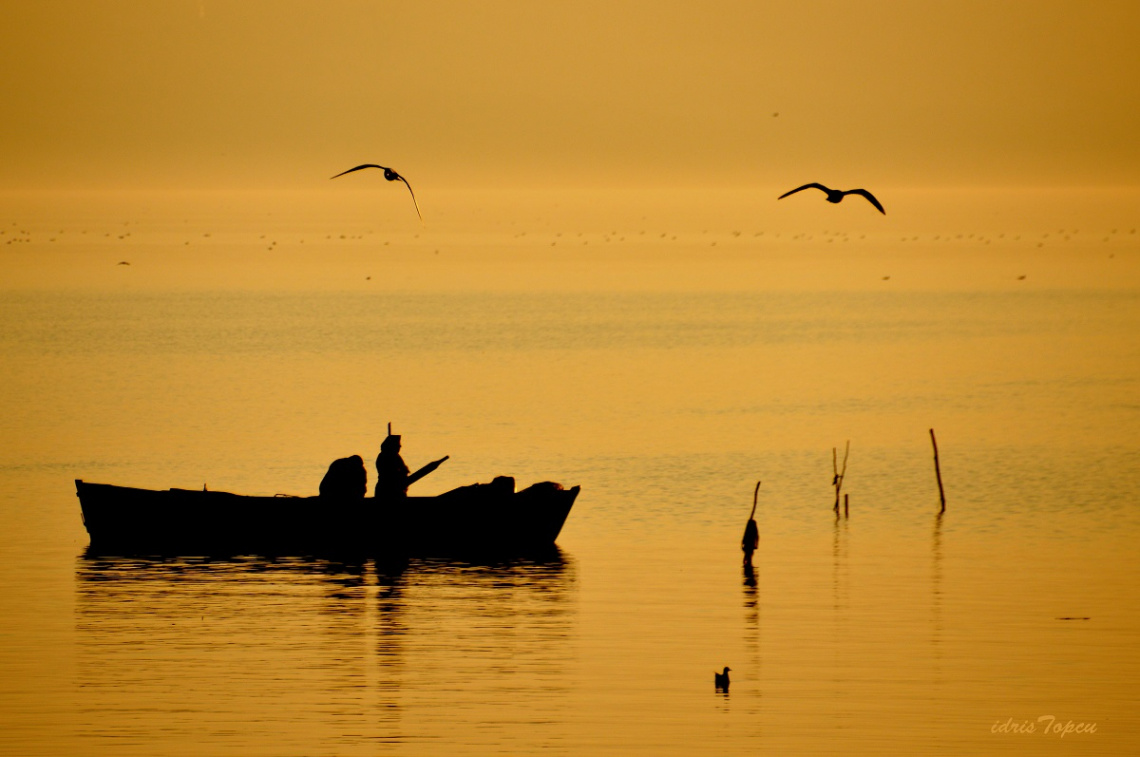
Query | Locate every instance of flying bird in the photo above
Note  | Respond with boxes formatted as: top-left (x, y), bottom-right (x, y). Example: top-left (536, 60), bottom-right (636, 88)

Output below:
top-left (778, 183), bottom-right (885, 215)
top-left (331, 164), bottom-right (423, 221)
top-left (714, 666), bottom-right (731, 692)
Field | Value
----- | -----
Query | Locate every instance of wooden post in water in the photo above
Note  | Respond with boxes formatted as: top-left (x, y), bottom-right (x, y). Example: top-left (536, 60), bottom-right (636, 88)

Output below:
top-left (742, 481), bottom-right (760, 565)
top-left (832, 447), bottom-right (838, 515)
top-left (844, 493), bottom-right (849, 519)
top-left (833, 441), bottom-right (849, 515)
top-left (929, 428), bottom-right (946, 514)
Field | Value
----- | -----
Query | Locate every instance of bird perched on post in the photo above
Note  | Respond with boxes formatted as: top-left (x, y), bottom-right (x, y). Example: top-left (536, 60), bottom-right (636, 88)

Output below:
top-left (777, 182), bottom-right (885, 214)
top-left (330, 163), bottom-right (423, 221)
top-left (743, 480), bottom-right (760, 565)
top-left (714, 666), bottom-right (731, 692)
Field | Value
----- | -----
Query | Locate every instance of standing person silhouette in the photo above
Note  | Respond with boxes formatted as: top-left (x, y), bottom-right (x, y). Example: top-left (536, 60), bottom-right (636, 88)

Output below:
top-left (374, 424), bottom-right (449, 499)
top-left (375, 429), bottom-right (410, 499)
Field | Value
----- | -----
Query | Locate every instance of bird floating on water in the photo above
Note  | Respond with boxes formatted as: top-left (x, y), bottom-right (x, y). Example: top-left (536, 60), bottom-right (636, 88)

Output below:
top-left (778, 183), bottom-right (885, 215)
top-left (714, 666), bottom-right (731, 692)
top-left (330, 164), bottom-right (423, 221)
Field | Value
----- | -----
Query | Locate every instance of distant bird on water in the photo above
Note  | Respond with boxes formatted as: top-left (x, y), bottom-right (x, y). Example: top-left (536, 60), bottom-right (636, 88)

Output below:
top-left (778, 183), bottom-right (885, 215)
top-left (714, 666), bottom-right (731, 692)
top-left (330, 164), bottom-right (423, 221)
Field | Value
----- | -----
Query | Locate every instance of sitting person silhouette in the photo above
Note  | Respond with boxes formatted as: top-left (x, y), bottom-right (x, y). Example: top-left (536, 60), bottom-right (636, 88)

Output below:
top-left (319, 455), bottom-right (367, 500)
top-left (374, 425), bottom-right (448, 499)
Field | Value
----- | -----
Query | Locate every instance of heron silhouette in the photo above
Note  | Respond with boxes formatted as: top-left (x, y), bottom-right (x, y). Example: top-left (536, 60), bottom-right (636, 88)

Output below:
top-left (778, 183), bottom-right (885, 215)
top-left (330, 164), bottom-right (423, 221)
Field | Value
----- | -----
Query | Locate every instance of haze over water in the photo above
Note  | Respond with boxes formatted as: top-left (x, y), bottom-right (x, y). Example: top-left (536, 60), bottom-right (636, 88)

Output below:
top-left (2, 187), bottom-right (1138, 756)
top-left (2, 1), bottom-right (1140, 755)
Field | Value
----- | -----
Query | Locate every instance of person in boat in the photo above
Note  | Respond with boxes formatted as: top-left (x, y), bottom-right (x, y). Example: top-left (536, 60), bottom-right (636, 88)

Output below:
top-left (375, 432), bottom-right (411, 499)
top-left (374, 427), bottom-right (449, 499)
top-left (319, 454), bottom-right (368, 500)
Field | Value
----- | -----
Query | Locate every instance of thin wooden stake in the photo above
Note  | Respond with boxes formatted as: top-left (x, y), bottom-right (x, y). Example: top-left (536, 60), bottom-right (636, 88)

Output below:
top-left (844, 493), bottom-right (849, 519)
top-left (929, 428), bottom-right (946, 514)
top-left (833, 440), bottom-right (849, 513)
top-left (832, 447), bottom-right (839, 514)
top-left (742, 480), bottom-right (760, 564)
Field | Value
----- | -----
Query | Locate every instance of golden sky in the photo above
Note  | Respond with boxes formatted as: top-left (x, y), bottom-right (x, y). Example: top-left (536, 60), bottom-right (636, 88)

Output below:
top-left (1, 0), bottom-right (1138, 189)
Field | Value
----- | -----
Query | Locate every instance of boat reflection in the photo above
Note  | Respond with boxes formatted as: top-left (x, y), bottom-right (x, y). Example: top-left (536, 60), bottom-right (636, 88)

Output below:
top-left (74, 549), bottom-right (577, 750)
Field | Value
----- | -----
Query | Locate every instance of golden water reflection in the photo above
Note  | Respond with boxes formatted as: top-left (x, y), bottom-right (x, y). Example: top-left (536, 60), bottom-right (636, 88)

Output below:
top-left (74, 552), bottom-right (575, 756)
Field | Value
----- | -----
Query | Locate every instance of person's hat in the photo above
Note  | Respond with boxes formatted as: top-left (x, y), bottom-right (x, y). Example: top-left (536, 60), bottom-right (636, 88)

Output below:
top-left (381, 422), bottom-right (400, 450)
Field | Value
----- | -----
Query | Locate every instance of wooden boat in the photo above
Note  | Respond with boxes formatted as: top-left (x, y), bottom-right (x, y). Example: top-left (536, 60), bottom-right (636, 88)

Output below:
top-left (75, 477), bottom-right (579, 556)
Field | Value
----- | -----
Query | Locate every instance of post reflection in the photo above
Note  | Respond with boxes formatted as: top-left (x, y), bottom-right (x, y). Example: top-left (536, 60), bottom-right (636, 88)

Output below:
top-left (831, 514), bottom-right (849, 615)
top-left (74, 549), bottom-right (576, 753)
top-left (741, 560), bottom-right (760, 706)
top-left (931, 512), bottom-right (944, 681)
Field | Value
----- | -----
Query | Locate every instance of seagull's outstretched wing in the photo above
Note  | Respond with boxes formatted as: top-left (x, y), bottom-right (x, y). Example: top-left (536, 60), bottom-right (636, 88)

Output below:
top-left (846, 188), bottom-right (885, 215)
top-left (330, 164), bottom-right (387, 179)
top-left (394, 174), bottom-right (423, 222)
top-left (778, 182), bottom-right (830, 200)
top-left (331, 163), bottom-right (423, 221)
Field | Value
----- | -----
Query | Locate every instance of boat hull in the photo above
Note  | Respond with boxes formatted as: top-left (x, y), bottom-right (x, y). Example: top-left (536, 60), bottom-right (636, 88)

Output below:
top-left (75, 479), bottom-right (578, 556)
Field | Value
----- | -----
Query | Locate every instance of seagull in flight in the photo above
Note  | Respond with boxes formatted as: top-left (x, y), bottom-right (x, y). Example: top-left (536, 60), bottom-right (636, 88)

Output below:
top-left (330, 164), bottom-right (423, 221)
top-left (778, 183), bottom-right (885, 215)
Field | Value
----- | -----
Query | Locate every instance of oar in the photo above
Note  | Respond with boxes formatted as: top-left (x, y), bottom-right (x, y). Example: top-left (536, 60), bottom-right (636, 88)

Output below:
top-left (407, 455), bottom-right (449, 487)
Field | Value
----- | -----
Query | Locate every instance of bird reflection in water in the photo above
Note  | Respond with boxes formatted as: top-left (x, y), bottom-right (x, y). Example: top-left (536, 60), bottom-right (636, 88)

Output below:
top-left (742, 536), bottom-right (761, 704)
top-left (743, 560), bottom-right (757, 588)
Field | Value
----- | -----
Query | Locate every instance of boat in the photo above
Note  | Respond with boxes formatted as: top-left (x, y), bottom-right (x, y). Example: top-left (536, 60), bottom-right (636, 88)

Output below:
top-left (75, 477), bottom-right (579, 556)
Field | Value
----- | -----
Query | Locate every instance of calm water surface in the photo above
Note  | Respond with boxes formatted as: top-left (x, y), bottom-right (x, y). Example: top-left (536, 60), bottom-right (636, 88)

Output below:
top-left (1, 191), bottom-right (1138, 755)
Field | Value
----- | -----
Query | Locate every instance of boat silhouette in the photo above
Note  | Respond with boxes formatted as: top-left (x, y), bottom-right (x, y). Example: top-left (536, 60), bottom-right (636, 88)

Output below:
top-left (75, 476), bottom-right (578, 557)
